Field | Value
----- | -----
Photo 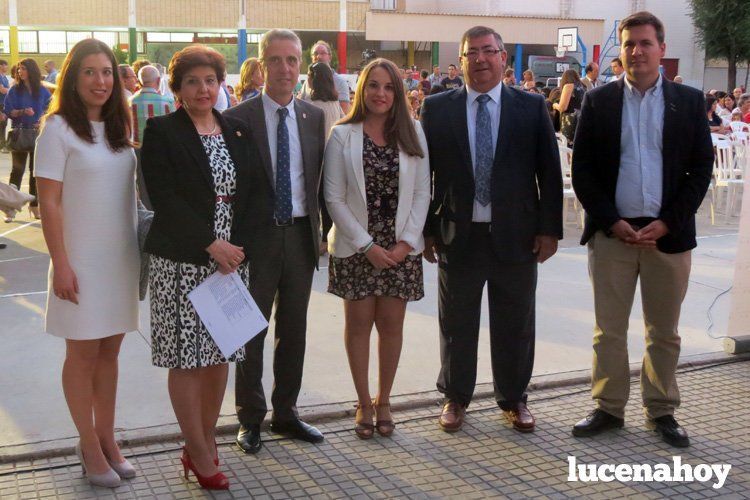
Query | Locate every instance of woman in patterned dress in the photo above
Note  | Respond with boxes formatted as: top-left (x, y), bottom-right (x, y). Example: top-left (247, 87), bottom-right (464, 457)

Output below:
top-left (323, 58), bottom-right (430, 439)
top-left (141, 46), bottom-right (263, 490)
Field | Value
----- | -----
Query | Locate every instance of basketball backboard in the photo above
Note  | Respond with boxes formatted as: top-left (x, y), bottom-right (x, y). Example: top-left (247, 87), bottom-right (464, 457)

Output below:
top-left (557, 27), bottom-right (578, 53)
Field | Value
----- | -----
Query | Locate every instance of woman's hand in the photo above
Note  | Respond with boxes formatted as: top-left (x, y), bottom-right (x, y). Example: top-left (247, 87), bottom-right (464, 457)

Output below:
top-left (23, 107), bottom-right (35, 117)
top-left (206, 239), bottom-right (245, 275)
top-left (53, 262), bottom-right (79, 304)
top-left (387, 241), bottom-right (413, 264)
top-left (365, 244), bottom-right (397, 270)
top-left (9, 109), bottom-right (22, 118)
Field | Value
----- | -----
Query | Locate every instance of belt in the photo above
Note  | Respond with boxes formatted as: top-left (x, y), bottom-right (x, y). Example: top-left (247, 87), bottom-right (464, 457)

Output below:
top-left (471, 222), bottom-right (491, 234)
top-left (216, 195), bottom-right (235, 204)
top-left (274, 215), bottom-right (309, 227)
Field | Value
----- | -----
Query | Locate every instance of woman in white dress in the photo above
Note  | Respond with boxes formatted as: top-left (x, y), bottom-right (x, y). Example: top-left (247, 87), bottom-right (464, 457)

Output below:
top-left (35, 39), bottom-right (139, 488)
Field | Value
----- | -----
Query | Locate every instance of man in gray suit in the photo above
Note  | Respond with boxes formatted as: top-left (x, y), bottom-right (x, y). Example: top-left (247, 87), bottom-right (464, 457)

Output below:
top-left (224, 28), bottom-right (326, 454)
top-left (582, 62), bottom-right (600, 91)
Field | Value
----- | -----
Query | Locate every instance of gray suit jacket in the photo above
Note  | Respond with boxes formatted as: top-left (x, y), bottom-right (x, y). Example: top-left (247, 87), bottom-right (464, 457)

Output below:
top-left (224, 94), bottom-right (327, 265)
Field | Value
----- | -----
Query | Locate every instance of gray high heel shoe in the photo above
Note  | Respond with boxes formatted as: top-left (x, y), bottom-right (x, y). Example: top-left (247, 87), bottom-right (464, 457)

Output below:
top-left (75, 442), bottom-right (121, 488)
top-left (107, 457), bottom-right (136, 479)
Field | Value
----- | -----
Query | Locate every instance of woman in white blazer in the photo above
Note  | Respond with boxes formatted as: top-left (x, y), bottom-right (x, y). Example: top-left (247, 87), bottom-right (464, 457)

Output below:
top-left (323, 58), bottom-right (430, 439)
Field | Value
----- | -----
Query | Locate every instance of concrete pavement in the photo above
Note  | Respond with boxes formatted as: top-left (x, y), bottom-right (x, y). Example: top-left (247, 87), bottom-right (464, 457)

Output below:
top-left (1, 359), bottom-right (748, 498)
top-left (0, 153), bottom-right (744, 463)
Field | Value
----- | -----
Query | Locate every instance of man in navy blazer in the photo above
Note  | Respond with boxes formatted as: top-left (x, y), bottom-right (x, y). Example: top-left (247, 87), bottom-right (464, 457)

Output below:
top-left (571, 12), bottom-right (713, 447)
top-left (420, 26), bottom-right (563, 434)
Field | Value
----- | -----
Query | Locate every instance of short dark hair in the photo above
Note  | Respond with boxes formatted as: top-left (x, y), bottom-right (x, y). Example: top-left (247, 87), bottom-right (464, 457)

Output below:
top-left (618, 11), bottom-right (665, 45)
top-left (420, 70), bottom-right (429, 79)
top-left (504, 68), bottom-right (514, 78)
top-left (448, 64), bottom-right (457, 70)
top-left (584, 62), bottom-right (596, 74)
top-left (117, 64), bottom-right (132, 79)
top-left (168, 45), bottom-right (226, 94)
top-left (0, 59), bottom-right (7, 66)
top-left (611, 57), bottom-right (623, 67)
top-left (460, 26), bottom-right (505, 56)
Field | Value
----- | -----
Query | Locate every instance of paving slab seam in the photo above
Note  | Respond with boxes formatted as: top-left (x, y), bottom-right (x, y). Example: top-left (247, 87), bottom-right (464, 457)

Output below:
top-left (2, 351), bottom-right (747, 466)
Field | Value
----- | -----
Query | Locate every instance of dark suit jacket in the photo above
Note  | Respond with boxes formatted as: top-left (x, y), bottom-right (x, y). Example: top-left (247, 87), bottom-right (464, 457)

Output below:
top-left (420, 85), bottom-right (563, 263)
top-left (571, 79), bottom-right (714, 253)
top-left (141, 106), bottom-right (269, 266)
top-left (224, 95), bottom-right (327, 265)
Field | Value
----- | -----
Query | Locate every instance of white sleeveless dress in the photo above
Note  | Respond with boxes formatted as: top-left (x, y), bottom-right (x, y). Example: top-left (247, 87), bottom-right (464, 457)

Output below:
top-left (34, 115), bottom-right (139, 340)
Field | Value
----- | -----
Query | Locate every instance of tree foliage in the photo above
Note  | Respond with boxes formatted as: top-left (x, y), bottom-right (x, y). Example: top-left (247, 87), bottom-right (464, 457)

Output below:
top-left (690, 0), bottom-right (750, 90)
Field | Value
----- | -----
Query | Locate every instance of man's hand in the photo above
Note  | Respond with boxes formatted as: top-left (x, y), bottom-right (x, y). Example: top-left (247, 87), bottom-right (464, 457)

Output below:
top-left (319, 241), bottom-right (328, 256)
top-left (610, 220), bottom-right (640, 243)
top-left (533, 235), bottom-right (558, 263)
top-left (636, 220), bottom-right (669, 245)
top-left (422, 236), bottom-right (438, 264)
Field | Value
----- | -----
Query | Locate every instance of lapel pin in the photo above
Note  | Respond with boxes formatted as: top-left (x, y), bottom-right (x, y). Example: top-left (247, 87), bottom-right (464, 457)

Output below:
top-left (302, 112), bottom-right (307, 119)
top-left (236, 130), bottom-right (242, 137)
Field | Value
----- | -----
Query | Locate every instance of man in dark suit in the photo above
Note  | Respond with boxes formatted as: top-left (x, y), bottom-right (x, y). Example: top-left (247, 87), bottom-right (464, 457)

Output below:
top-left (224, 29), bottom-right (326, 454)
top-left (571, 12), bottom-right (714, 448)
top-left (420, 26), bottom-right (563, 434)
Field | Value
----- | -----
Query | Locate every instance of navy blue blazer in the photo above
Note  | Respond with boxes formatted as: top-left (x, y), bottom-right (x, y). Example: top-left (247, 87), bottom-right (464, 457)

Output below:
top-left (571, 78), bottom-right (714, 253)
top-left (420, 84), bottom-right (563, 263)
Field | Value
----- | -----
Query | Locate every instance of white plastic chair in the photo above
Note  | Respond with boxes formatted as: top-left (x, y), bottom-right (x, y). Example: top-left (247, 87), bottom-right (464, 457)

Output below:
top-left (559, 145), bottom-right (583, 227)
top-left (729, 121), bottom-right (750, 134)
top-left (712, 140), bottom-right (743, 221)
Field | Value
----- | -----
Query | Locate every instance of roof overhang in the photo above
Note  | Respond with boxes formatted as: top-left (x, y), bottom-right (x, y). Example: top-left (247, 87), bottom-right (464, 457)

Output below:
top-left (366, 11), bottom-right (605, 46)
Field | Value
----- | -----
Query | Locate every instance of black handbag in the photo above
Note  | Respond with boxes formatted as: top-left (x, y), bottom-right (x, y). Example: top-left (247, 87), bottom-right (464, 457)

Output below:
top-left (8, 128), bottom-right (38, 152)
top-left (560, 110), bottom-right (580, 143)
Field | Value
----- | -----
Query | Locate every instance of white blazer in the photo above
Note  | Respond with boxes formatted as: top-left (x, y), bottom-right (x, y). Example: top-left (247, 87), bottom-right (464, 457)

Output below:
top-left (323, 120), bottom-right (431, 258)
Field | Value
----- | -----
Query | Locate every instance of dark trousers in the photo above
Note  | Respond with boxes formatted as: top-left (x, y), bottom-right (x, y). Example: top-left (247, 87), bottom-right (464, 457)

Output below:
top-left (436, 224), bottom-right (537, 410)
top-left (235, 218), bottom-right (315, 426)
top-left (0, 104), bottom-right (7, 149)
top-left (9, 151), bottom-right (36, 207)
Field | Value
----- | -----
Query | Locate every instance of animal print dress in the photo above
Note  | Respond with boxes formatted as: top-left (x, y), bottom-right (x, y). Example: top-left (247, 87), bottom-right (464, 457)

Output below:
top-left (149, 133), bottom-right (248, 369)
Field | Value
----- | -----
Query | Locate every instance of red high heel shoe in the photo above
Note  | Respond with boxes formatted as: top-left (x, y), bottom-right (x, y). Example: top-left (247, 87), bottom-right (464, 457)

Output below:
top-left (180, 447), bottom-right (229, 490)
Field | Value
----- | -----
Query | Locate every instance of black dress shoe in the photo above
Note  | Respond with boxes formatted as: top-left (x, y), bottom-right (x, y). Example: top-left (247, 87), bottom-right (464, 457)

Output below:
top-left (236, 424), bottom-right (262, 454)
top-left (650, 415), bottom-right (690, 448)
top-left (270, 419), bottom-right (324, 443)
top-left (572, 409), bottom-right (624, 437)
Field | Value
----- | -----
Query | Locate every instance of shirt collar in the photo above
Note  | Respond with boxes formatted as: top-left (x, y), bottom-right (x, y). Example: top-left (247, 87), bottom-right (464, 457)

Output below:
top-left (466, 81), bottom-right (503, 106)
top-left (137, 87), bottom-right (159, 95)
top-left (623, 73), bottom-right (663, 98)
top-left (262, 91), bottom-right (296, 120)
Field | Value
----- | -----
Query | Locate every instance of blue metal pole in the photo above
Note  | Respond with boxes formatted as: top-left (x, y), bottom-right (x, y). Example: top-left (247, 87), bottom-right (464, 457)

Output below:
top-left (577, 35), bottom-right (587, 67)
top-left (238, 28), bottom-right (247, 69)
top-left (514, 44), bottom-right (522, 84)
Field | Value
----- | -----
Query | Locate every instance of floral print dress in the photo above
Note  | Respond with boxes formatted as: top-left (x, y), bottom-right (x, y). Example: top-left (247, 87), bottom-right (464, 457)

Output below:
top-left (328, 134), bottom-right (424, 302)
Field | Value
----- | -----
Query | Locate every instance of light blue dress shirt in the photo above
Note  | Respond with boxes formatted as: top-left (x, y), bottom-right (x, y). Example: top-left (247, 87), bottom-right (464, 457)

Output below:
top-left (616, 75), bottom-right (664, 219)
top-left (466, 82), bottom-right (502, 222)
top-left (262, 92), bottom-right (307, 217)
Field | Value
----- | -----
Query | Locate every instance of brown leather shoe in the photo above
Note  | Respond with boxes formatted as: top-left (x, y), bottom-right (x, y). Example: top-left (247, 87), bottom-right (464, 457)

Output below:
top-left (503, 403), bottom-right (535, 433)
top-left (438, 401), bottom-right (466, 432)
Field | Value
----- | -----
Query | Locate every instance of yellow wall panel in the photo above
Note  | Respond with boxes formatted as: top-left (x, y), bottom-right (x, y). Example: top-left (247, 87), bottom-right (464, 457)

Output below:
top-left (18, 0), bottom-right (129, 27)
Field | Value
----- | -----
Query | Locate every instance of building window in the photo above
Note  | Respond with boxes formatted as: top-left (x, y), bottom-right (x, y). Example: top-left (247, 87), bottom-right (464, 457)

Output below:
top-left (93, 32), bottom-right (118, 49)
top-left (67, 32), bottom-right (92, 51)
top-left (0, 30), bottom-right (9, 54)
top-left (247, 33), bottom-right (262, 44)
top-left (146, 32), bottom-right (170, 43)
top-left (18, 31), bottom-right (38, 53)
top-left (39, 31), bottom-right (67, 53)
top-left (371, 0), bottom-right (396, 10)
top-left (170, 33), bottom-right (194, 43)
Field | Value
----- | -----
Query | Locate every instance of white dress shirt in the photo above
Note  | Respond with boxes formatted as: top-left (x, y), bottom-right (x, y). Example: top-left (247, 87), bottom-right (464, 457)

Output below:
top-left (262, 92), bottom-right (307, 217)
top-left (616, 75), bottom-right (664, 219)
top-left (465, 82), bottom-right (502, 222)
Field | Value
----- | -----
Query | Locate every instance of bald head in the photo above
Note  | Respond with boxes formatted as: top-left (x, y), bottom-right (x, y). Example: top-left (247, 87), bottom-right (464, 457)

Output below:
top-left (138, 65), bottom-right (161, 89)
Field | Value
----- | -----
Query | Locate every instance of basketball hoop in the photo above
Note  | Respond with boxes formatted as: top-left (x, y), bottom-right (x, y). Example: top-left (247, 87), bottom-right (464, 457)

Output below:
top-left (555, 46), bottom-right (567, 58)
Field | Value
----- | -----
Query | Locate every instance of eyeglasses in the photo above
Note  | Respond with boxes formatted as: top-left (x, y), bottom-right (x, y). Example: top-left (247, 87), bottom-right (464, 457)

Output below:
top-left (462, 48), bottom-right (502, 58)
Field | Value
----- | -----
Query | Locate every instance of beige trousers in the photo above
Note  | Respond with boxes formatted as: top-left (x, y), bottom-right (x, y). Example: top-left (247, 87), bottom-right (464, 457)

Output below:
top-left (588, 231), bottom-right (691, 420)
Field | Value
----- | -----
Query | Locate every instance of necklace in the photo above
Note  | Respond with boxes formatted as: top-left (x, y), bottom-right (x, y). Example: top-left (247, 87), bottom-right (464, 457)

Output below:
top-left (197, 118), bottom-right (218, 135)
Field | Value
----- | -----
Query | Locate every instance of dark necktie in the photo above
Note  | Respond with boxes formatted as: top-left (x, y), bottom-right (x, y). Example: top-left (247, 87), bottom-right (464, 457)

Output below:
top-left (474, 94), bottom-right (493, 206)
top-left (275, 107), bottom-right (292, 222)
